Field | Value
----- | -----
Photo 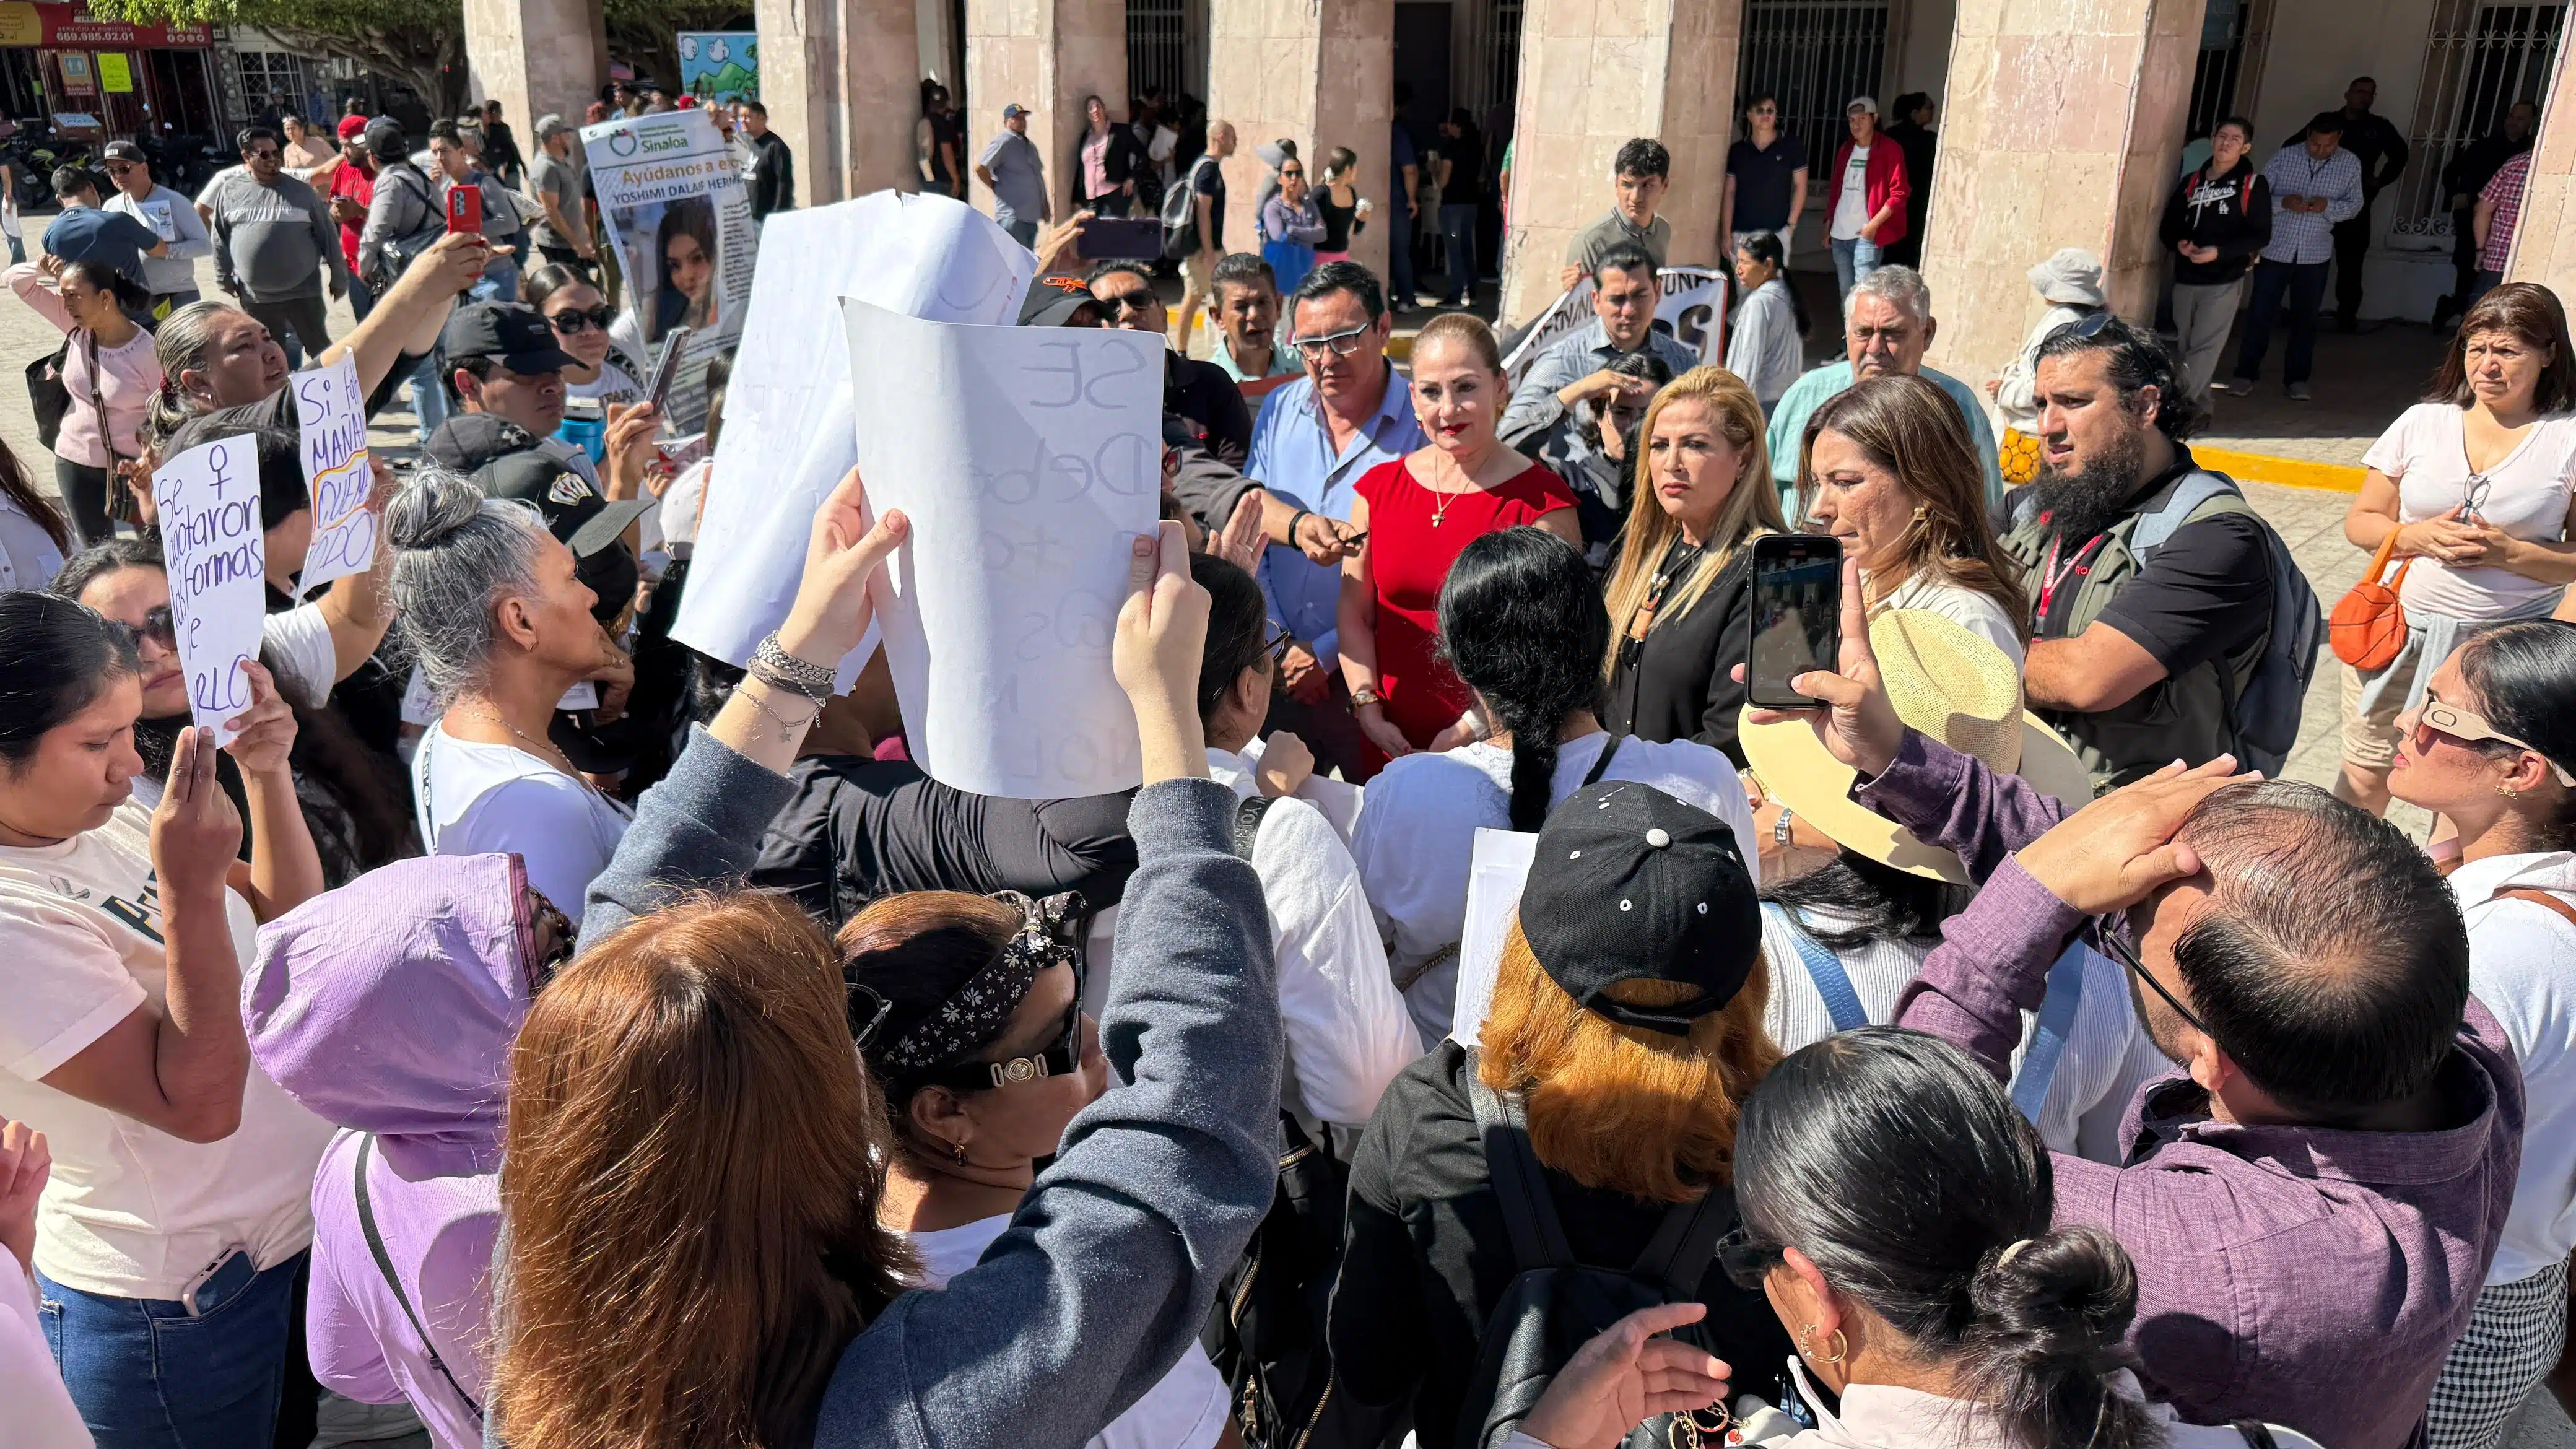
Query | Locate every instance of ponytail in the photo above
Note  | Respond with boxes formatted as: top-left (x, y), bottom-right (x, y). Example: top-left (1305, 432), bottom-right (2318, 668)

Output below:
top-left (1436, 528), bottom-right (1608, 833)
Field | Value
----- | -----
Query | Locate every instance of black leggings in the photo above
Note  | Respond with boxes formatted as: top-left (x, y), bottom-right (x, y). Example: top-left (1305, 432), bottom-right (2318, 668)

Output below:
top-left (54, 455), bottom-right (112, 549)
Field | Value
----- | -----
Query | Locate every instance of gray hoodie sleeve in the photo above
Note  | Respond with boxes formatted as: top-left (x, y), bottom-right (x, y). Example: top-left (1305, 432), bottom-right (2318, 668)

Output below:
top-left (812, 776), bottom-right (1283, 1449)
top-left (576, 723), bottom-right (798, 951)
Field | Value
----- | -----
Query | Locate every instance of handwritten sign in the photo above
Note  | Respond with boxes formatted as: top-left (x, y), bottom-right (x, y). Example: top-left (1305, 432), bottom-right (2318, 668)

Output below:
top-left (292, 357), bottom-right (374, 593)
top-left (153, 437), bottom-right (268, 746)
top-left (845, 297), bottom-right (1162, 798)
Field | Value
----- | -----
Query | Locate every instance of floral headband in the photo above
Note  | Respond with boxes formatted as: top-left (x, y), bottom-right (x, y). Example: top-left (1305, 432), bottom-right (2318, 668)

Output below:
top-left (874, 890), bottom-right (1087, 1075)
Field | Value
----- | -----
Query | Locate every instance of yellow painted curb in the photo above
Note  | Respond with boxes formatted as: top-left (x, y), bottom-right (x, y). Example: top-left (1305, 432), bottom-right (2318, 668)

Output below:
top-left (2191, 445), bottom-right (2367, 494)
top-left (1387, 333), bottom-right (1413, 363)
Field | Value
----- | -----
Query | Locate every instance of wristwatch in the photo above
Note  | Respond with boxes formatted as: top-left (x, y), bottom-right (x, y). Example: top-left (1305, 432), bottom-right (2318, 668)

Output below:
top-left (1350, 686), bottom-right (1385, 710)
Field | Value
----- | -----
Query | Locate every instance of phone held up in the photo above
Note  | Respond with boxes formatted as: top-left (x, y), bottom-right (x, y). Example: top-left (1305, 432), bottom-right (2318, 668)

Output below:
top-left (644, 325), bottom-right (692, 414)
top-left (445, 185), bottom-right (482, 235)
top-left (1075, 217), bottom-right (1166, 263)
top-left (1744, 534), bottom-right (1843, 710)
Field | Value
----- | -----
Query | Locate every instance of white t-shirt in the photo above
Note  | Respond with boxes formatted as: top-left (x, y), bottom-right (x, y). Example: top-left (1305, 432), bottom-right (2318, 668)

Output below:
top-left (1352, 732), bottom-right (1760, 1043)
top-left (2450, 851), bottom-right (2576, 1284)
top-left (1830, 144), bottom-right (1871, 241)
top-left (905, 1215), bottom-right (1230, 1449)
top-left (0, 801), bottom-right (331, 1298)
top-left (0, 494), bottom-right (64, 592)
top-left (1873, 574), bottom-right (2027, 666)
top-left (2363, 402), bottom-right (2576, 620)
top-left (263, 601), bottom-right (339, 707)
top-left (410, 723), bottom-right (632, 916)
top-left (1, 1261), bottom-right (87, 1447)
top-left (567, 360), bottom-right (642, 409)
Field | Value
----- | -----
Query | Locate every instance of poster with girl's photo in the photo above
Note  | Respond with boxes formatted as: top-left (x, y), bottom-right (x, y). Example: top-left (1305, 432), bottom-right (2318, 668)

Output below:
top-left (580, 108), bottom-right (755, 431)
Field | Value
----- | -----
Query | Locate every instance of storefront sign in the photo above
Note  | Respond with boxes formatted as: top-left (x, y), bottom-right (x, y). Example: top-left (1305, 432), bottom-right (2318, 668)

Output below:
top-left (97, 51), bottom-right (129, 92)
top-left (0, 3), bottom-right (214, 48)
top-left (57, 49), bottom-right (90, 95)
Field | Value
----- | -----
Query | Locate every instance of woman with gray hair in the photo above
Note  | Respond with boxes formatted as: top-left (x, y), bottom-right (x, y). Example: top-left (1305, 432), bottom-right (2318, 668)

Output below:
top-left (387, 467), bottom-right (633, 912)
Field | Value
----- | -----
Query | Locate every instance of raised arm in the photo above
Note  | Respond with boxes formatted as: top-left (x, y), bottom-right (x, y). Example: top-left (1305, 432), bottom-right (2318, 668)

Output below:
top-left (320, 232), bottom-right (490, 400)
top-left (5, 259), bottom-right (71, 333)
top-left (220, 661), bottom-right (326, 919)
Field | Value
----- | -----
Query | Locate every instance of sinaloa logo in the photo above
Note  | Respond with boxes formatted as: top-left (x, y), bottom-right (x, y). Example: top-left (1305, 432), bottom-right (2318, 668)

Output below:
top-left (608, 129), bottom-right (639, 158)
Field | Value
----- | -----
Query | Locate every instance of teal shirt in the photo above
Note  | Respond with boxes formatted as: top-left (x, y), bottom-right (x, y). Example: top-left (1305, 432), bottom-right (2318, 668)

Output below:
top-left (1766, 360), bottom-right (2004, 522)
top-left (1211, 342), bottom-right (1302, 383)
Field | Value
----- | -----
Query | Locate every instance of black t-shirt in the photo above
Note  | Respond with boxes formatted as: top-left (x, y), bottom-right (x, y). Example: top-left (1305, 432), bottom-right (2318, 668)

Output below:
top-left (1165, 352), bottom-right (1252, 469)
top-left (1190, 155), bottom-right (1227, 251)
top-left (1437, 131), bottom-right (1486, 207)
top-left (1725, 134), bottom-right (1809, 232)
top-left (1331, 1041), bottom-right (1796, 1448)
top-left (2032, 478), bottom-right (2273, 676)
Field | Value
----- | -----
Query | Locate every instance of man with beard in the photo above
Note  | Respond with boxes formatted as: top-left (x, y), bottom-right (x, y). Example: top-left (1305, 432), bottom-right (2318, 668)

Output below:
top-left (1998, 316), bottom-right (2278, 788)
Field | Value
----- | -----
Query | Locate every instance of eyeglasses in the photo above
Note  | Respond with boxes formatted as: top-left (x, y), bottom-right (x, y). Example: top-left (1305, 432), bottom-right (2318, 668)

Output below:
top-left (847, 977), bottom-right (894, 1048)
top-left (913, 996), bottom-right (1084, 1092)
top-left (1279, 168), bottom-right (1303, 179)
top-left (2410, 697), bottom-right (2576, 786)
top-left (246, 148), bottom-right (281, 161)
top-left (104, 162), bottom-right (135, 175)
top-left (1100, 287), bottom-right (1157, 315)
top-left (1294, 323), bottom-right (1373, 359)
top-left (1266, 625), bottom-right (1295, 663)
top-left (1716, 1224), bottom-right (1787, 1291)
top-left (2097, 920), bottom-right (2216, 1040)
top-left (118, 605), bottom-right (175, 648)
top-left (547, 304), bottom-right (617, 334)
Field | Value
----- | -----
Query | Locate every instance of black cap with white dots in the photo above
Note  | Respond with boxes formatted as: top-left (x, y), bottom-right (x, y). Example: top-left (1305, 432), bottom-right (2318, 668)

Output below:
top-left (1518, 780), bottom-right (1762, 1035)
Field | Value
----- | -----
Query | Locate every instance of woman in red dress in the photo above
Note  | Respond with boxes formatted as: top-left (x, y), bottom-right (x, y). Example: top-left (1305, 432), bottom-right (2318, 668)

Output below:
top-left (1338, 313), bottom-right (1582, 771)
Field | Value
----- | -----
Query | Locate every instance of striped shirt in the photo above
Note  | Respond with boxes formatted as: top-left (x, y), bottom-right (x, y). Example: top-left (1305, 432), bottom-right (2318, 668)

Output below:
top-left (2259, 145), bottom-right (2363, 265)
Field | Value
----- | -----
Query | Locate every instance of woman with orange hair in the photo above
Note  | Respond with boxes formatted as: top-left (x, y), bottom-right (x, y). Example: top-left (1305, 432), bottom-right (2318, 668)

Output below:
top-left (1329, 777), bottom-right (1794, 1449)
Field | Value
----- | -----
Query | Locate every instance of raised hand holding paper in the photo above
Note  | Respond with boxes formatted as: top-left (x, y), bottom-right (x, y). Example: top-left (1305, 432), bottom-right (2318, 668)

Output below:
top-left (153, 437), bottom-right (268, 746)
top-left (845, 297), bottom-right (1162, 798)
top-left (292, 355), bottom-right (375, 592)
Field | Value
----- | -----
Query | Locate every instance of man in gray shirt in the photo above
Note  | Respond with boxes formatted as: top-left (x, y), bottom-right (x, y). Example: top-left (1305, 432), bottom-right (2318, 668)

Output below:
top-left (975, 102), bottom-right (1050, 248)
top-left (100, 138), bottom-right (212, 315)
top-left (204, 124), bottom-right (348, 367)
top-left (525, 113), bottom-right (594, 276)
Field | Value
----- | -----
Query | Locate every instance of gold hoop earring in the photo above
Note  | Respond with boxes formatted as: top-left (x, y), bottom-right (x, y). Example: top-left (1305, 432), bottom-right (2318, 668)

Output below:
top-left (1798, 1323), bottom-right (1850, 1365)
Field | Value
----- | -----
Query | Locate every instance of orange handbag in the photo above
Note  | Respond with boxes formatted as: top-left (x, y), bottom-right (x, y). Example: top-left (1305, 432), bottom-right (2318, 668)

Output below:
top-left (2330, 529), bottom-right (2413, 669)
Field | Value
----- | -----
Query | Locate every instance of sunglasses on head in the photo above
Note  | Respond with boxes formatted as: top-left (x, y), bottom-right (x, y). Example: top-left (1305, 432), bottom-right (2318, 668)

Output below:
top-left (2411, 697), bottom-right (2576, 786)
top-left (547, 303), bottom-right (618, 334)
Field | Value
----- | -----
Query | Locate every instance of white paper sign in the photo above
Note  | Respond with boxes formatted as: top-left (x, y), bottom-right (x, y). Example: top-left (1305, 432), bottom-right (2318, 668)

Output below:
top-left (1502, 266), bottom-right (1730, 388)
top-left (672, 191), bottom-right (1037, 687)
top-left (1450, 827), bottom-right (1539, 1049)
top-left (153, 437), bottom-right (268, 746)
top-left (291, 356), bottom-right (375, 593)
top-left (845, 297), bottom-right (1162, 798)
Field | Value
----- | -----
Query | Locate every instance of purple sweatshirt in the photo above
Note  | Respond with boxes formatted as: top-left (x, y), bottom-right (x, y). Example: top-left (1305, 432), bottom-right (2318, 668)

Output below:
top-left (1859, 733), bottom-right (2523, 1449)
top-left (245, 853), bottom-right (533, 1449)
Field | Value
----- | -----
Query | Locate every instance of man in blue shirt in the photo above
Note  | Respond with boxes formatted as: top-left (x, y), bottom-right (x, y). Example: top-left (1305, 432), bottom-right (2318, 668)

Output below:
top-left (1766, 263), bottom-right (2001, 520)
top-left (40, 165), bottom-right (168, 289)
top-left (1244, 259), bottom-right (1427, 773)
top-left (2225, 115), bottom-right (2364, 402)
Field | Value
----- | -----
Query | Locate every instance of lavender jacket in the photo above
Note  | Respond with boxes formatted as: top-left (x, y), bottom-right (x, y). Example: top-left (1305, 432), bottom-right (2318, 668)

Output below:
top-left (246, 853), bottom-right (531, 1449)
top-left (1860, 733), bottom-right (2522, 1449)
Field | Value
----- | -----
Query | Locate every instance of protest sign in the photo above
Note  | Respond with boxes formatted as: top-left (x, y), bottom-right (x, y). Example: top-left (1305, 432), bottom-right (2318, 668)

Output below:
top-left (292, 356), bottom-right (374, 593)
top-left (1449, 827), bottom-right (1539, 1049)
top-left (672, 192), bottom-right (1036, 685)
top-left (1500, 265), bottom-right (1729, 388)
top-left (153, 437), bottom-right (268, 746)
top-left (678, 32), bottom-right (759, 103)
top-left (843, 297), bottom-right (1162, 799)
top-left (581, 108), bottom-right (755, 431)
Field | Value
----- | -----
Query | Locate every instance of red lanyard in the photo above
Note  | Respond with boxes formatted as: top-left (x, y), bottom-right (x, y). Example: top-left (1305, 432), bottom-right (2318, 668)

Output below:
top-left (2037, 532), bottom-right (2105, 624)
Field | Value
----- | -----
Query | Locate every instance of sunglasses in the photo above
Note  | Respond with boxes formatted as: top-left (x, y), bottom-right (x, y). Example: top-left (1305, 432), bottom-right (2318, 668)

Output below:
top-left (1716, 1224), bottom-right (1786, 1291)
top-left (547, 304), bottom-right (618, 334)
top-left (847, 977), bottom-right (894, 1048)
top-left (2097, 920), bottom-right (2216, 1040)
top-left (1100, 286), bottom-right (1157, 314)
top-left (913, 996), bottom-right (1085, 1092)
top-left (1266, 625), bottom-right (1295, 663)
top-left (1294, 323), bottom-right (1373, 359)
top-left (104, 162), bottom-right (136, 174)
top-left (247, 148), bottom-right (281, 160)
top-left (119, 605), bottom-right (176, 648)
top-left (2410, 697), bottom-right (2576, 786)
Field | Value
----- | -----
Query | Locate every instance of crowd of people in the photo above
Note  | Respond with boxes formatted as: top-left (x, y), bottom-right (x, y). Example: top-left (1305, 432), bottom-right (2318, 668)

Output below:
top-left (0, 64), bottom-right (2574, 1449)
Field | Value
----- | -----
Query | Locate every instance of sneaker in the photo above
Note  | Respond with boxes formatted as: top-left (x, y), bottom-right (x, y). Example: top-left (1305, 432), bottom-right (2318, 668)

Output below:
top-left (2218, 377), bottom-right (2255, 396)
top-left (2287, 381), bottom-right (2313, 401)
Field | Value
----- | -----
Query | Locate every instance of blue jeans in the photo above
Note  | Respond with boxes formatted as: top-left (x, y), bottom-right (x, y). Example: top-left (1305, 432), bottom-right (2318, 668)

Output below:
top-left (2233, 257), bottom-right (2330, 387)
top-left (1006, 218), bottom-right (1039, 249)
top-left (407, 350), bottom-right (451, 445)
top-left (40, 1251), bottom-right (307, 1448)
top-left (1832, 235), bottom-right (1881, 297)
top-left (469, 255), bottom-right (521, 304)
top-left (1388, 205), bottom-right (1416, 305)
top-left (346, 273), bottom-right (375, 323)
top-left (1438, 202), bottom-right (1477, 302)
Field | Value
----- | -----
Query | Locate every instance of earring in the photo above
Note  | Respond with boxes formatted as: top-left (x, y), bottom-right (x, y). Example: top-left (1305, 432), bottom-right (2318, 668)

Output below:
top-left (2500, 783), bottom-right (2520, 798)
top-left (949, 1137), bottom-right (968, 1167)
top-left (1910, 504), bottom-right (1928, 523)
top-left (1798, 1323), bottom-right (1850, 1365)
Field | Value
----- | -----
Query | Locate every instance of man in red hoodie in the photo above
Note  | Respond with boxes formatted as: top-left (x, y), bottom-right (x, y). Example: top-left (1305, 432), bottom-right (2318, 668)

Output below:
top-left (1827, 96), bottom-right (1910, 300)
top-left (327, 114), bottom-right (378, 319)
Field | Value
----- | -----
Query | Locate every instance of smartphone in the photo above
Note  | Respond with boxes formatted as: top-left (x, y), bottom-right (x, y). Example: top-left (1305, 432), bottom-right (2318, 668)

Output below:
top-left (643, 326), bottom-right (691, 413)
top-left (1744, 534), bottom-right (1843, 709)
top-left (445, 185), bottom-right (482, 234)
top-left (1076, 217), bottom-right (1165, 261)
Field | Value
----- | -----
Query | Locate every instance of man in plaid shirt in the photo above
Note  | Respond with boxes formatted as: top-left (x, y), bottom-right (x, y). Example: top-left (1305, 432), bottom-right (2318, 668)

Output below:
top-left (2470, 150), bottom-right (2531, 307)
top-left (2223, 115), bottom-right (2362, 402)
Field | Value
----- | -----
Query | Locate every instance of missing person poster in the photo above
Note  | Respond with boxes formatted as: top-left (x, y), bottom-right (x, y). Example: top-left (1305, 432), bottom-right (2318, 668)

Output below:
top-left (580, 108), bottom-right (755, 430)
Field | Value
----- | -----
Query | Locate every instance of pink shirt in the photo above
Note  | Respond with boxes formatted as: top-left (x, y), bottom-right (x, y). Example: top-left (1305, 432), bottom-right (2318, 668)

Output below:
top-left (1082, 129), bottom-right (1112, 199)
top-left (7, 263), bottom-right (163, 468)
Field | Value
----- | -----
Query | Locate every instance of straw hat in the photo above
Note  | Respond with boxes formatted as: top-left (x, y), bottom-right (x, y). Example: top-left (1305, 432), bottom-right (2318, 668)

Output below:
top-left (1740, 609), bottom-right (2092, 885)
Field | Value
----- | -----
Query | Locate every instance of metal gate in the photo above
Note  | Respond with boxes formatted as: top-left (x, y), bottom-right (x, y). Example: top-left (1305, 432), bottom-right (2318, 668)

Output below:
top-left (1738, 0), bottom-right (1891, 180)
top-left (1456, 0), bottom-right (1524, 121)
top-left (1126, 0), bottom-right (1206, 103)
top-left (2391, 0), bottom-right (2567, 245)
top-left (2187, 0), bottom-right (2276, 137)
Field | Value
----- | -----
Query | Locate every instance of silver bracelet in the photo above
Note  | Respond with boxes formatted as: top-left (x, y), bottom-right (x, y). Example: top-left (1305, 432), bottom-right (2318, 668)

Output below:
top-left (749, 633), bottom-right (836, 709)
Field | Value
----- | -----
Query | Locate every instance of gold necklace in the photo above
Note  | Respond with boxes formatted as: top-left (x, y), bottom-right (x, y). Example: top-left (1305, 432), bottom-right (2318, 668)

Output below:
top-left (463, 705), bottom-right (586, 782)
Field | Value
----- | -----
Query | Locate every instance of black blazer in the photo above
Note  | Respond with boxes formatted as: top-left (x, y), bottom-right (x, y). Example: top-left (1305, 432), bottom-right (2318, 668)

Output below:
top-left (1599, 546), bottom-right (1757, 767)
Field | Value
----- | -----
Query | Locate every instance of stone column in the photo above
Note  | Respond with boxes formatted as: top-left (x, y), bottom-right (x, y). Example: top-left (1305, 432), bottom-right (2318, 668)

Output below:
top-left (966, 0), bottom-right (1127, 223)
top-left (1919, 0), bottom-right (2207, 382)
top-left (1207, 0), bottom-right (1396, 282)
top-left (2507, 41), bottom-right (2576, 294)
top-left (1497, 0), bottom-right (1741, 329)
top-left (757, 0), bottom-right (923, 206)
top-left (461, 0), bottom-right (606, 139)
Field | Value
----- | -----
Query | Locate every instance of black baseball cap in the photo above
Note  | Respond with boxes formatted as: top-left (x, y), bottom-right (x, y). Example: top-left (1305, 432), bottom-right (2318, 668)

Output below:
top-left (440, 302), bottom-right (580, 376)
top-left (1518, 781), bottom-right (1761, 1034)
top-left (100, 140), bottom-right (144, 163)
top-left (1020, 274), bottom-right (1105, 327)
top-left (476, 452), bottom-right (645, 623)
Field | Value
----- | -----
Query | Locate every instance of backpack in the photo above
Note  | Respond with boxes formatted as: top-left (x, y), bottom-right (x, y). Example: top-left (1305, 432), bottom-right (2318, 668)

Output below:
top-left (2128, 472), bottom-right (2320, 778)
top-left (1162, 155), bottom-right (1217, 259)
top-left (1460, 1061), bottom-right (1733, 1449)
top-left (1201, 795), bottom-right (1402, 1448)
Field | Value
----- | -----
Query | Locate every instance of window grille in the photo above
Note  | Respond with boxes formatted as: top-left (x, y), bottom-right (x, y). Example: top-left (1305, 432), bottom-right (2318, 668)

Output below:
top-left (1738, 0), bottom-right (1892, 180)
top-left (2391, 0), bottom-right (2565, 245)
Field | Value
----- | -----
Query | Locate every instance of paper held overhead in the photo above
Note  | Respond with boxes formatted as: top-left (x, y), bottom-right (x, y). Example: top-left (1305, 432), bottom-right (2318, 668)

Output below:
top-left (843, 297), bottom-right (1164, 799)
top-left (671, 191), bottom-right (1037, 686)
